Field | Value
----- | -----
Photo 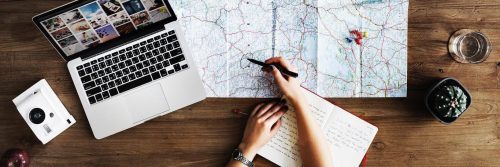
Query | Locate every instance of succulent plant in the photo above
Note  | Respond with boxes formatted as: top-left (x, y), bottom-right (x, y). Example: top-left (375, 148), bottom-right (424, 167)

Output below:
top-left (433, 85), bottom-right (468, 118)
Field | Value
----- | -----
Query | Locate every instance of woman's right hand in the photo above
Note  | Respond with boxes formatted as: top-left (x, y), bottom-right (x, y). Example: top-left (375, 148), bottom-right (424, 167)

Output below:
top-left (264, 57), bottom-right (306, 105)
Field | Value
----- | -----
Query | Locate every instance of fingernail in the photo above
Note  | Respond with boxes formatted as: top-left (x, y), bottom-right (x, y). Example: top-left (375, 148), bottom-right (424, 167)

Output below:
top-left (262, 66), bottom-right (272, 72)
top-left (283, 106), bottom-right (289, 111)
top-left (264, 66), bottom-right (273, 72)
top-left (279, 99), bottom-right (287, 104)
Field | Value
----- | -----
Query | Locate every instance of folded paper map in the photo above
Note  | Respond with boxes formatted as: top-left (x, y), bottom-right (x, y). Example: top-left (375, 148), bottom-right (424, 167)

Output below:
top-left (171, 0), bottom-right (408, 97)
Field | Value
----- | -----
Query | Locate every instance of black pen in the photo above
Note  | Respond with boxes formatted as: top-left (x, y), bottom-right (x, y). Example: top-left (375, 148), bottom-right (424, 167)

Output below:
top-left (247, 58), bottom-right (299, 78)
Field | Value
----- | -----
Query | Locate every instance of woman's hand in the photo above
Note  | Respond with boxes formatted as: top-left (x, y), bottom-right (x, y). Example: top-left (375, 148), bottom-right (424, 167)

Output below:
top-left (238, 102), bottom-right (287, 160)
top-left (264, 57), bottom-right (334, 167)
top-left (264, 57), bottom-right (306, 105)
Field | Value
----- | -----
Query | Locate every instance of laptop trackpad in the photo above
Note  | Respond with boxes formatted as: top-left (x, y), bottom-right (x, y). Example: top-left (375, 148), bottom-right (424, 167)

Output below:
top-left (124, 84), bottom-right (170, 123)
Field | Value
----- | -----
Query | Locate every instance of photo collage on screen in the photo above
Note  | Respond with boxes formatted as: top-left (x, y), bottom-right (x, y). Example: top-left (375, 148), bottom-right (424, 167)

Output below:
top-left (41, 0), bottom-right (172, 56)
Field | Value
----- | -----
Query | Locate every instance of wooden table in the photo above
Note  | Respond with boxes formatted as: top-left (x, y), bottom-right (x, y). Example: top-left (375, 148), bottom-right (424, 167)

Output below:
top-left (0, 0), bottom-right (499, 166)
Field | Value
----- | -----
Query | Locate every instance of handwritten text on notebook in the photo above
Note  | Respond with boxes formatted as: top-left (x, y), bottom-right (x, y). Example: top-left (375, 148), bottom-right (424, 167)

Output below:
top-left (257, 88), bottom-right (378, 167)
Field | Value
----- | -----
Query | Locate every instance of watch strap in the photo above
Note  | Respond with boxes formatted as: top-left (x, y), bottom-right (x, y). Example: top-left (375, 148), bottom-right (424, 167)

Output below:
top-left (232, 148), bottom-right (254, 167)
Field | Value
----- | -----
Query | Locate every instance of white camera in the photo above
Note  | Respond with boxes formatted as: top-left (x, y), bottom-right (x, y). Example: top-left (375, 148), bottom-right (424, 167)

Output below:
top-left (12, 79), bottom-right (75, 144)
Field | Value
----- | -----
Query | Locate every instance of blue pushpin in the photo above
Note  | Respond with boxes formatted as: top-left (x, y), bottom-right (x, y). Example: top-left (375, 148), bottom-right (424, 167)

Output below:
top-left (346, 37), bottom-right (353, 43)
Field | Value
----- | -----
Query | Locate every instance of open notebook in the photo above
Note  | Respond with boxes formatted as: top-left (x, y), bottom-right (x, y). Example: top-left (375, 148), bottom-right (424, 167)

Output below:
top-left (257, 88), bottom-right (378, 167)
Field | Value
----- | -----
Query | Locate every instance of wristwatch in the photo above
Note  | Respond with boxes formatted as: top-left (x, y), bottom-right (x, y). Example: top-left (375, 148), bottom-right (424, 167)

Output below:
top-left (231, 148), bottom-right (254, 167)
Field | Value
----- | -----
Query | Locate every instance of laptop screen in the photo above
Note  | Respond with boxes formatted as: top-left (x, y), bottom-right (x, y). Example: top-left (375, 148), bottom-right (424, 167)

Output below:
top-left (36, 0), bottom-right (174, 58)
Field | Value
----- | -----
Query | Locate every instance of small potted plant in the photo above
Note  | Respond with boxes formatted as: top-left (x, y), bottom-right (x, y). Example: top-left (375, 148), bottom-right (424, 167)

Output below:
top-left (425, 77), bottom-right (472, 124)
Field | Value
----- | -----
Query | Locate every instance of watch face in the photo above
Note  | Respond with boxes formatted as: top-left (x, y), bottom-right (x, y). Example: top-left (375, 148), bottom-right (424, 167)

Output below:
top-left (232, 149), bottom-right (241, 159)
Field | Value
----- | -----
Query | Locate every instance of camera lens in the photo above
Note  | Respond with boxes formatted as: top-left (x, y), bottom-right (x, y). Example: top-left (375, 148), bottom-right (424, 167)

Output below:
top-left (29, 108), bottom-right (45, 124)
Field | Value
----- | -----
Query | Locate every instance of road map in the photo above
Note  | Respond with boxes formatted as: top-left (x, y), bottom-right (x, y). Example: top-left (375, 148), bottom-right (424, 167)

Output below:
top-left (170, 0), bottom-right (408, 97)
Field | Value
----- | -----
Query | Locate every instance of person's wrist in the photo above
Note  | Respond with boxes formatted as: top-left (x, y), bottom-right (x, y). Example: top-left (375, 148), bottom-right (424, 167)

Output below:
top-left (287, 92), bottom-right (306, 106)
top-left (238, 142), bottom-right (258, 160)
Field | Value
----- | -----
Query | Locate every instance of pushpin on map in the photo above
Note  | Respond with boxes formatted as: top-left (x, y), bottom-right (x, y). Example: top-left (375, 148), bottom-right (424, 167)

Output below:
top-left (355, 38), bottom-right (362, 45)
top-left (346, 37), bottom-right (353, 43)
top-left (348, 30), bottom-right (364, 46)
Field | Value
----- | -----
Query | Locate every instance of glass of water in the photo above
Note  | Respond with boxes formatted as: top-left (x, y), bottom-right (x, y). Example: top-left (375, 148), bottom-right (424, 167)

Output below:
top-left (448, 29), bottom-right (491, 63)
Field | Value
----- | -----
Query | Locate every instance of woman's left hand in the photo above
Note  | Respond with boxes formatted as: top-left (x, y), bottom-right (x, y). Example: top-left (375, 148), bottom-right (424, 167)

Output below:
top-left (238, 102), bottom-right (287, 160)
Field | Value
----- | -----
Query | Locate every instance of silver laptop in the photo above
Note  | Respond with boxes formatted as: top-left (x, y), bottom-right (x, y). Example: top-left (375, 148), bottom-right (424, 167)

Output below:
top-left (33, 0), bottom-right (206, 139)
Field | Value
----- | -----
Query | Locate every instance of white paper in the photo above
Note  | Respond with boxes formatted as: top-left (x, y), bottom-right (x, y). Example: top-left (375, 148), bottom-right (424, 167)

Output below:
top-left (324, 105), bottom-right (378, 166)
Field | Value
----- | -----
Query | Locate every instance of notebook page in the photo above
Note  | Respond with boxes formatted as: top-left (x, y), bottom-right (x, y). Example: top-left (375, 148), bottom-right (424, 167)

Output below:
top-left (323, 104), bottom-right (378, 167)
top-left (257, 89), bottom-right (332, 167)
top-left (257, 110), bottom-right (301, 167)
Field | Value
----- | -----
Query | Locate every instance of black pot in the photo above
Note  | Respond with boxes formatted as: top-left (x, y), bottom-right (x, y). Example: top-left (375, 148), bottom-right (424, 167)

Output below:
top-left (425, 77), bottom-right (472, 124)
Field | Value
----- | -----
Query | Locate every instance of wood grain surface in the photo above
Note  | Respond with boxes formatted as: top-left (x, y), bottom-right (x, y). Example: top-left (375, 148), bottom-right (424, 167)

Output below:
top-left (0, 0), bottom-right (499, 166)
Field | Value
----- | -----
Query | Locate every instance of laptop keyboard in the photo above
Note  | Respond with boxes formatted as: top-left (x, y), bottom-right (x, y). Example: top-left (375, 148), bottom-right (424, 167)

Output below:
top-left (75, 30), bottom-right (189, 104)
